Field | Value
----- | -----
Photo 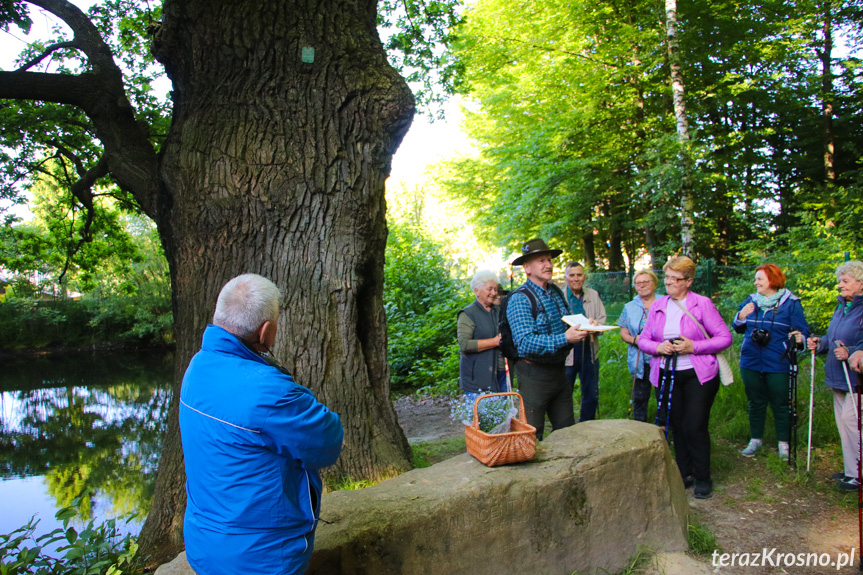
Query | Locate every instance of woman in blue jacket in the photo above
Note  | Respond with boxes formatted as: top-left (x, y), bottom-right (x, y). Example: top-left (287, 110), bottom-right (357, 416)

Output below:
top-left (618, 269), bottom-right (659, 422)
top-left (808, 260), bottom-right (863, 491)
top-left (734, 264), bottom-right (810, 461)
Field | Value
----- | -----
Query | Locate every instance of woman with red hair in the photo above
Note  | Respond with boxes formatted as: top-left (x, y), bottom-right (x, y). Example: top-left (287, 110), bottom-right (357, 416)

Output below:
top-left (734, 264), bottom-right (810, 460)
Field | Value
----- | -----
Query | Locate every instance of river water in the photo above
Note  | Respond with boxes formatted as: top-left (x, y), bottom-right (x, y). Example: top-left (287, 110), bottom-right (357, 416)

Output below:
top-left (0, 351), bottom-right (173, 542)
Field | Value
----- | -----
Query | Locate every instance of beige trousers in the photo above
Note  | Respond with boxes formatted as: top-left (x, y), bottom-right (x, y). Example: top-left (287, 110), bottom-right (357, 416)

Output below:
top-left (833, 389), bottom-right (861, 478)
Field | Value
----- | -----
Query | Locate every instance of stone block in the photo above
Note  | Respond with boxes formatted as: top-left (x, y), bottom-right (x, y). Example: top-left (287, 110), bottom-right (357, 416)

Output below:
top-left (308, 419), bottom-right (688, 575)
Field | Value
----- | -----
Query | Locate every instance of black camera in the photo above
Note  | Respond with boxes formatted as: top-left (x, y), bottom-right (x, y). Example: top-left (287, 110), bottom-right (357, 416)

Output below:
top-left (751, 328), bottom-right (771, 346)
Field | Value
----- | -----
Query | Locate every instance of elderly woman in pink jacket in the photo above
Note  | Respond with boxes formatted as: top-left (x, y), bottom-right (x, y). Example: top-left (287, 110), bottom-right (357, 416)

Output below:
top-left (638, 256), bottom-right (732, 500)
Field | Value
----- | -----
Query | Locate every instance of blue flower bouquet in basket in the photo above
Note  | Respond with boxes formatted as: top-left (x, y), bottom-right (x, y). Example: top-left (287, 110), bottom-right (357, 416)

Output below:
top-left (464, 392), bottom-right (536, 467)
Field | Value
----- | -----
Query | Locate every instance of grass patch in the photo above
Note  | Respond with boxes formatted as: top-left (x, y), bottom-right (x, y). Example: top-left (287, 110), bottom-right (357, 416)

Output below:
top-left (325, 475), bottom-right (380, 492)
top-left (687, 517), bottom-right (720, 556)
top-left (570, 545), bottom-right (655, 575)
top-left (411, 437), bottom-right (467, 468)
top-left (744, 477), bottom-right (765, 501)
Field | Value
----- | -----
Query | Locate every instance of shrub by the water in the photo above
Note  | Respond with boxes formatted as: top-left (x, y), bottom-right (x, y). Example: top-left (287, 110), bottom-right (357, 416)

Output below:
top-left (0, 490), bottom-right (142, 575)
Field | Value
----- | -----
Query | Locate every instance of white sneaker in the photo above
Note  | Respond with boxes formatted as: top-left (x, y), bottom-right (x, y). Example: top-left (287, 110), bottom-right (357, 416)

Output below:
top-left (741, 439), bottom-right (762, 457)
top-left (778, 443), bottom-right (790, 461)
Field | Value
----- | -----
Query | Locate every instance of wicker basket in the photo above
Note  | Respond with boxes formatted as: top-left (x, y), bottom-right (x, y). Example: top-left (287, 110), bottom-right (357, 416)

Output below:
top-left (464, 392), bottom-right (537, 467)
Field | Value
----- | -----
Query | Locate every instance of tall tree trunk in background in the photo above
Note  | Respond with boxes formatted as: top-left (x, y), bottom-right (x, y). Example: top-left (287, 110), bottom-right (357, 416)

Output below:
top-left (819, 0), bottom-right (835, 186)
top-left (603, 199), bottom-right (625, 271)
top-left (582, 213), bottom-right (597, 270)
top-left (644, 226), bottom-right (662, 270)
top-left (136, 0), bottom-right (414, 564)
top-left (665, 0), bottom-right (694, 256)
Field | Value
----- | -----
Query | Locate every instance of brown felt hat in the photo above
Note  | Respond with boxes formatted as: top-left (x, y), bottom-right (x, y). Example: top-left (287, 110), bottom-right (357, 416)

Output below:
top-left (511, 238), bottom-right (563, 266)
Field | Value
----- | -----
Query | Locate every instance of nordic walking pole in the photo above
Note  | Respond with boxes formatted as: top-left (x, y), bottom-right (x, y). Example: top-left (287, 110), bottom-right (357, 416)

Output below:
top-left (629, 348), bottom-right (642, 419)
top-left (838, 341), bottom-right (860, 420)
top-left (857, 370), bottom-right (862, 572)
top-left (654, 365), bottom-right (668, 431)
top-left (504, 358), bottom-right (515, 410)
top-left (665, 350), bottom-right (678, 440)
top-left (786, 334), bottom-right (799, 469)
top-left (654, 341), bottom-right (678, 440)
top-left (807, 349), bottom-right (816, 472)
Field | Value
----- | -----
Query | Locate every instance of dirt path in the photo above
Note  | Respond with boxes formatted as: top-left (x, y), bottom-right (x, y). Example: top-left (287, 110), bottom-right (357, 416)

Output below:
top-left (395, 397), bottom-right (863, 574)
top-left (394, 395), bottom-right (465, 444)
top-left (682, 451), bottom-right (860, 575)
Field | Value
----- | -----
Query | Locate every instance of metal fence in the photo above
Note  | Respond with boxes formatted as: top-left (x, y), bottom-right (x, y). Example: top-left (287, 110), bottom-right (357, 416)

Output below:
top-left (582, 254), bottom-right (855, 333)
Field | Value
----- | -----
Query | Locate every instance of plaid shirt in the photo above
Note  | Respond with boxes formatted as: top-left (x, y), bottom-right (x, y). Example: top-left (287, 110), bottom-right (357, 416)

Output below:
top-left (507, 279), bottom-right (571, 364)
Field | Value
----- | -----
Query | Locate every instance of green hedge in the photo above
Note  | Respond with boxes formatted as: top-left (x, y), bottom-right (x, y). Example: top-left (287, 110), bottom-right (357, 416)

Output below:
top-left (0, 297), bottom-right (172, 351)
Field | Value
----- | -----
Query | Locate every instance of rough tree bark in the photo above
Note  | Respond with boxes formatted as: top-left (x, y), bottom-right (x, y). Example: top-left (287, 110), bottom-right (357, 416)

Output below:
top-left (1, 0), bottom-right (415, 566)
top-left (665, 0), bottom-right (694, 256)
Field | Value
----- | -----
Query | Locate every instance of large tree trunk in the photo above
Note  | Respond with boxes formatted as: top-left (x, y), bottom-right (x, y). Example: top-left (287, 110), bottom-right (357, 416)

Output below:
top-left (137, 0), bottom-right (414, 564)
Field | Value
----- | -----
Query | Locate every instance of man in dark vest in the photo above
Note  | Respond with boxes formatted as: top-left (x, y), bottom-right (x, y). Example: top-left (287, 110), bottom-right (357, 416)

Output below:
top-left (507, 239), bottom-right (590, 438)
top-left (458, 270), bottom-right (506, 398)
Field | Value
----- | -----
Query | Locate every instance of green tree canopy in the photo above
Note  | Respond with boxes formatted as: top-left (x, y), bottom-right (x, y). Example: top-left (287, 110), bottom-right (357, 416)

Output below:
top-left (440, 0), bottom-right (863, 267)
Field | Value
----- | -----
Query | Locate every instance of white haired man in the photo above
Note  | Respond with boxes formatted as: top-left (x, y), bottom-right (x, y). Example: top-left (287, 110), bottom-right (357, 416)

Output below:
top-left (563, 261), bottom-right (607, 421)
top-left (180, 273), bottom-right (344, 575)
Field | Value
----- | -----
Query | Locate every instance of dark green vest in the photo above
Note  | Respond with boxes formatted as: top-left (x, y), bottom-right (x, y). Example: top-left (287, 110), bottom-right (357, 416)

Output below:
top-left (458, 300), bottom-right (500, 393)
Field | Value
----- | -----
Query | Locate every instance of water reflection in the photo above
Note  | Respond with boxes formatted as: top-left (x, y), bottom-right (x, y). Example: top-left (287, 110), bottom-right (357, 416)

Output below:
top-left (0, 351), bottom-right (173, 537)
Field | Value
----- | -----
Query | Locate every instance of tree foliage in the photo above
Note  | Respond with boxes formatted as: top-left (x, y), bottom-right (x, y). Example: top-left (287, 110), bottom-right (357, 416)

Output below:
top-left (384, 219), bottom-right (469, 392)
top-left (379, 0), bottom-right (466, 114)
top-left (440, 0), bottom-right (863, 268)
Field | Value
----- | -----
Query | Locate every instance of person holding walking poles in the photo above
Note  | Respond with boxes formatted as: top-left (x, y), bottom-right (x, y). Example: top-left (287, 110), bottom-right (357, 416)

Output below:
top-left (734, 264), bottom-right (810, 461)
top-left (807, 260), bottom-right (863, 492)
top-left (638, 256), bottom-right (732, 499)
top-left (619, 270), bottom-right (659, 422)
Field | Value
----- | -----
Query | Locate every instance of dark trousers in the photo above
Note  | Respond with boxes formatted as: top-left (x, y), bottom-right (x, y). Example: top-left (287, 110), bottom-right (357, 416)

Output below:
top-left (566, 340), bottom-right (598, 421)
top-left (515, 360), bottom-right (574, 439)
top-left (658, 367), bottom-right (720, 483)
top-left (632, 364), bottom-right (659, 422)
top-left (741, 368), bottom-right (790, 442)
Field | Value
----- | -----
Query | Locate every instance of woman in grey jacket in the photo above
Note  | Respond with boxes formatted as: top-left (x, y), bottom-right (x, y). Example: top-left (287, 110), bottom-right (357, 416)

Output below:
top-left (458, 270), bottom-right (505, 398)
top-left (807, 260), bottom-right (863, 492)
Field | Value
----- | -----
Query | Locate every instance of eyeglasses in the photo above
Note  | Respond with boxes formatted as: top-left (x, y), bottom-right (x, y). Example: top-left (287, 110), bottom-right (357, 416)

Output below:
top-left (634, 281), bottom-right (653, 287)
top-left (664, 275), bottom-right (690, 284)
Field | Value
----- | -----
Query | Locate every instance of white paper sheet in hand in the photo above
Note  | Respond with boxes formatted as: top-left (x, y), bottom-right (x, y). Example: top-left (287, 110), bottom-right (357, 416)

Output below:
top-left (561, 314), bottom-right (620, 332)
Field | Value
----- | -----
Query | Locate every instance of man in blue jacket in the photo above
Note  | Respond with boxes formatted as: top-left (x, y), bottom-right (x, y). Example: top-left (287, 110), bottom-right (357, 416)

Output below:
top-left (180, 273), bottom-right (344, 575)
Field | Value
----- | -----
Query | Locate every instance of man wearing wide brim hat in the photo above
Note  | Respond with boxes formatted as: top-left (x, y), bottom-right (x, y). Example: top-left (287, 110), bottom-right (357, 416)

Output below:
top-left (506, 238), bottom-right (589, 438)
top-left (510, 238), bottom-right (563, 266)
